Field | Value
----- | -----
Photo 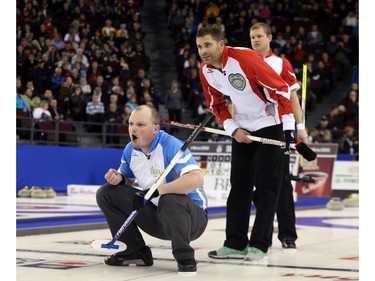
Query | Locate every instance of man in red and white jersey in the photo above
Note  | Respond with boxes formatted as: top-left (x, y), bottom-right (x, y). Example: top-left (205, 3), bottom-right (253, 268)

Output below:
top-left (250, 22), bottom-right (309, 253)
top-left (196, 27), bottom-right (295, 263)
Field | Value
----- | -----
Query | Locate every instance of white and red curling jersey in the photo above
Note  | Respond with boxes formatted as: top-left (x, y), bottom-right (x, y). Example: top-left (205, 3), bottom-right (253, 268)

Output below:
top-left (264, 49), bottom-right (300, 94)
top-left (199, 46), bottom-right (295, 136)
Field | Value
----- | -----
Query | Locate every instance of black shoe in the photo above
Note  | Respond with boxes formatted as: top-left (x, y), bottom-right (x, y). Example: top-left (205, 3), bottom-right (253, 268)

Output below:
top-left (281, 238), bottom-right (297, 253)
top-left (177, 259), bottom-right (197, 276)
top-left (104, 246), bottom-right (153, 266)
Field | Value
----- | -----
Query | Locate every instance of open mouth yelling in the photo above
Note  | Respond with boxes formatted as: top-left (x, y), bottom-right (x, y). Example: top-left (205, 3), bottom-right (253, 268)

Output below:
top-left (131, 134), bottom-right (138, 142)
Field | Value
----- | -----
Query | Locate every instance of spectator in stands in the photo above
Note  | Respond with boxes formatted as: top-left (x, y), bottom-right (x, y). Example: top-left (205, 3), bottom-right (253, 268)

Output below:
top-left (321, 52), bottom-right (337, 88)
top-left (41, 89), bottom-right (54, 104)
top-left (69, 85), bottom-right (86, 122)
top-left (295, 26), bottom-right (308, 43)
top-left (165, 80), bottom-right (184, 134)
top-left (326, 34), bottom-right (339, 57)
top-left (46, 44), bottom-right (60, 67)
top-left (33, 100), bottom-right (52, 121)
top-left (86, 89), bottom-right (105, 132)
top-left (23, 87), bottom-right (41, 112)
top-left (184, 68), bottom-right (202, 106)
top-left (78, 77), bottom-right (92, 101)
top-left (121, 105), bottom-right (132, 125)
top-left (108, 76), bottom-right (125, 97)
top-left (313, 60), bottom-right (331, 98)
top-left (334, 37), bottom-right (352, 81)
top-left (50, 33), bottom-right (66, 51)
top-left (327, 105), bottom-right (346, 132)
top-left (71, 48), bottom-right (90, 70)
top-left (140, 90), bottom-right (155, 107)
top-left (141, 78), bottom-right (160, 110)
top-left (22, 53), bottom-right (38, 84)
top-left (212, 17), bottom-right (225, 34)
top-left (338, 125), bottom-right (358, 160)
top-left (69, 68), bottom-right (81, 85)
top-left (307, 24), bottom-right (324, 46)
top-left (310, 116), bottom-right (333, 143)
top-left (259, 4), bottom-right (272, 20)
top-left (101, 19), bottom-right (116, 39)
top-left (119, 56), bottom-right (132, 79)
top-left (104, 102), bottom-right (122, 144)
top-left (16, 90), bottom-right (30, 114)
top-left (195, 97), bottom-right (209, 124)
top-left (102, 65), bottom-right (118, 84)
top-left (273, 33), bottom-right (287, 53)
top-left (64, 26), bottom-right (80, 50)
top-left (32, 59), bottom-right (50, 96)
top-left (342, 11), bottom-right (358, 36)
top-left (183, 54), bottom-right (200, 82)
top-left (116, 23), bottom-right (130, 41)
top-left (86, 60), bottom-right (101, 86)
top-left (49, 98), bottom-right (64, 121)
top-left (169, 8), bottom-right (185, 34)
top-left (197, 16), bottom-right (211, 31)
top-left (91, 75), bottom-right (109, 102)
top-left (340, 89), bottom-right (359, 125)
top-left (58, 76), bottom-right (75, 115)
top-left (56, 53), bottom-right (70, 70)
top-left (125, 94), bottom-right (139, 112)
top-left (108, 85), bottom-right (125, 107)
top-left (50, 67), bottom-right (66, 96)
top-left (185, 8), bottom-right (199, 35)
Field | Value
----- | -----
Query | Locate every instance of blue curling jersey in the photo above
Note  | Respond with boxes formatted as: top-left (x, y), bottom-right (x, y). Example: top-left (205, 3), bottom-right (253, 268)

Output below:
top-left (118, 130), bottom-right (208, 209)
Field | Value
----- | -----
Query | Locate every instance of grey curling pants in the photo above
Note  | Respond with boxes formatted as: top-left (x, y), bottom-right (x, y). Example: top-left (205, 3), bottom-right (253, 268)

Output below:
top-left (96, 183), bottom-right (208, 261)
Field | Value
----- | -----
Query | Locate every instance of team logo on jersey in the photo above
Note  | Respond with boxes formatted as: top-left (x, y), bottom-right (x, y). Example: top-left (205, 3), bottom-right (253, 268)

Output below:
top-left (150, 164), bottom-right (162, 177)
top-left (228, 73), bottom-right (246, 91)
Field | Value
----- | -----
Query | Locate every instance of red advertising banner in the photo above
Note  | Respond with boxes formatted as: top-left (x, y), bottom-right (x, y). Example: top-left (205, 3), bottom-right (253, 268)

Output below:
top-left (295, 143), bottom-right (338, 197)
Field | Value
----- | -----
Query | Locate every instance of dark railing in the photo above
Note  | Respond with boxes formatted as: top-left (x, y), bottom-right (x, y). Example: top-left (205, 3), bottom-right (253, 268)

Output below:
top-left (16, 114), bottom-right (130, 148)
top-left (16, 109), bottom-right (229, 147)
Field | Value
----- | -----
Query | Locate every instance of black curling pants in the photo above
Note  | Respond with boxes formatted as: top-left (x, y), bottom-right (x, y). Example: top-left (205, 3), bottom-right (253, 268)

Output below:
top-left (276, 150), bottom-right (298, 243)
top-left (223, 124), bottom-right (284, 253)
top-left (254, 149), bottom-right (298, 245)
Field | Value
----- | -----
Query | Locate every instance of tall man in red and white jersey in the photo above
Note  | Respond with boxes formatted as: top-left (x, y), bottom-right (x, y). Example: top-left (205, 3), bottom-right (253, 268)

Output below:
top-left (250, 22), bottom-right (309, 253)
top-left (196, 27), bottom-right (295, 263)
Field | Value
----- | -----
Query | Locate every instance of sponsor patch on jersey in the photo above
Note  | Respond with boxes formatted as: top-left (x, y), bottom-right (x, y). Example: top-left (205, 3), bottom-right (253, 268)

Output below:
top-left (265, 103), bottom-right (276, 116)
top-left (212, 79), bottom-right (222, 90)
top-left (228, 73), bottom-right (246, 91)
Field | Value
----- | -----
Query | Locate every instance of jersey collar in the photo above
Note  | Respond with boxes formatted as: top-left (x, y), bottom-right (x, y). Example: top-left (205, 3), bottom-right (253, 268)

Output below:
top-left (264, 48), bottom-right (274, 58)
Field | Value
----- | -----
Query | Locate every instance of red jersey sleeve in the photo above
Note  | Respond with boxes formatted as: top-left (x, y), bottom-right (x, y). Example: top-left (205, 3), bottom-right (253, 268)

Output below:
top-left (199, 64), bottom-right (232, 124)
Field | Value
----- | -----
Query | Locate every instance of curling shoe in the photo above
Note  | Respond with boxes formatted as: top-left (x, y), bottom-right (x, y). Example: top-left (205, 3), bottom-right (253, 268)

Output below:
top-left (104, 246), bottom-right (153, 266)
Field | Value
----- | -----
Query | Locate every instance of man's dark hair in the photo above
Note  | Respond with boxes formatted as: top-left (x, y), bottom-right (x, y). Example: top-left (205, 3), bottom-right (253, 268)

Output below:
top-left (196, 27), bottom-right (224, 41)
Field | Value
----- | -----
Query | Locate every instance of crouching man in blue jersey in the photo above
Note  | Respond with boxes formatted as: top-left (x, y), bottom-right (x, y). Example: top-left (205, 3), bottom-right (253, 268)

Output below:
top-left (96, 104), bottom-right (208, 276)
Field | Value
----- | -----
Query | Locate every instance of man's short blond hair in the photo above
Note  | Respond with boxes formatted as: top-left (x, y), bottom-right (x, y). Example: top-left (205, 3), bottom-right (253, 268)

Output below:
top-left (133, 105), bottom-right (160, 125)
top-left (250, 22), bottom-right (272, 36)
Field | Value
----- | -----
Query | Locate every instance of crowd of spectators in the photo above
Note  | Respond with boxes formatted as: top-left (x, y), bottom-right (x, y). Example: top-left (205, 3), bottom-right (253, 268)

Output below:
top-left (165, 0), bottom-right (358, 156)
top-left (16, 0), bottom-right (359, 157)
top-left (16, 0), bottom-right (158, 140)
